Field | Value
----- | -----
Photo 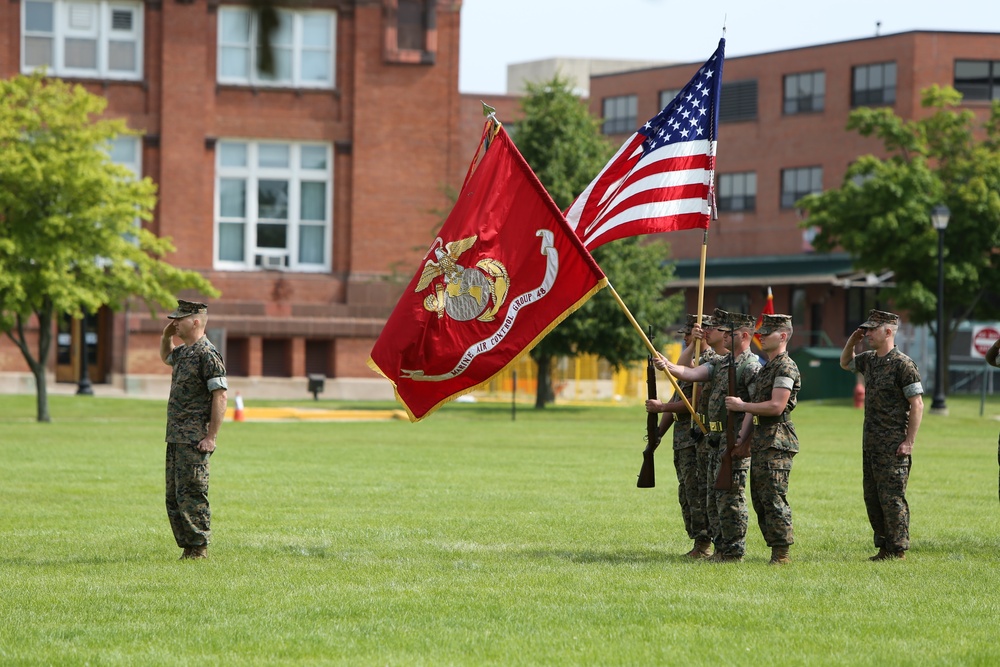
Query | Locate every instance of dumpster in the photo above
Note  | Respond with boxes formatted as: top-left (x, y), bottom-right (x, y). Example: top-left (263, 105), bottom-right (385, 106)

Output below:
top-left (789, 347), bottom-right (855, 401)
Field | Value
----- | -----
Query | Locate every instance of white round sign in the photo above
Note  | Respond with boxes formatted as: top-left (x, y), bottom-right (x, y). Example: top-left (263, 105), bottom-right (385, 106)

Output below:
top-left (971, 325), bottom-right (1000, 357)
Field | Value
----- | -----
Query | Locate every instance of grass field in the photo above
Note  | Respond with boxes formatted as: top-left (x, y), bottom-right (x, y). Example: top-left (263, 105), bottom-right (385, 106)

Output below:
top-left (2, 393), bottom-right (999, 666)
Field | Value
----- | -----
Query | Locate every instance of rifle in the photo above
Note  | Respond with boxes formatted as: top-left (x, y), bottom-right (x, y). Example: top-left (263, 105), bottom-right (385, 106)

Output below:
top-left (637, 325), bottom-right (658, 488)
top-left (714, 318), bottom-right (738, 491)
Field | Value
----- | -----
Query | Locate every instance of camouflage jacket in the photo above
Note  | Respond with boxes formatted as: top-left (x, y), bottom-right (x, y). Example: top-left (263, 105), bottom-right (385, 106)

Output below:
top-left (706, 349), bottom-right (761, 442)
top-left (749, 352), bottom-right (801, 453)
top-left (693, 349), bottom-right (721, 421)
top-left (849, 347), bottom-right (923, 453)
top-left (165, 336), bottom-right (228, 444)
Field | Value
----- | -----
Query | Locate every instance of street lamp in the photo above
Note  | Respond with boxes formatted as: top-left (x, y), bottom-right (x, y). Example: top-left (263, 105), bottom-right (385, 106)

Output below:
top-left (76, 310), bottom-right (93, 396)
top-left (930, 204), bottom-right (949, 414)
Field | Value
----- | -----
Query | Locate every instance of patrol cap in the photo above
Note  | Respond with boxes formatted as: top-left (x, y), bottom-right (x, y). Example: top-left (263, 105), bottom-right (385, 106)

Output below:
top-left (709, 308), bottom-right (729, 327)
top-left (167, 299), bottom-right (208, 319)
top-left (716, 312), bottom-right (755, 332)
top-left (859, 309), bottom-right (900, 329)
top-left (757, 314), bottom-right (793, 335)
top-left (675, 314), bottom-right (699, 334)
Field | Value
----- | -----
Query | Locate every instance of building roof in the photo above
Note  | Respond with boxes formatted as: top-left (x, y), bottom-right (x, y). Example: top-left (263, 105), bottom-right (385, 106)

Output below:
top-left (669, 253), bottom-right (855, 288)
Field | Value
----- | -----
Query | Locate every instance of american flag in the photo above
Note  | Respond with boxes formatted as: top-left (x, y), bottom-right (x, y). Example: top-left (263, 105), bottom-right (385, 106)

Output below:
top-left (566, 39), bottom-right (725, 250)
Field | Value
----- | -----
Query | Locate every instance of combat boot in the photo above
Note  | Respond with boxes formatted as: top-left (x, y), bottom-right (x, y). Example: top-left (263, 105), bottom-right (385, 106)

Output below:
top-left (686, 538), bottom-right (713, 560)
top-left (870, 548), bottom-right (904, 561)
top-left (179, 547), bottom-right (191, 560)
top-left (769, 546), bottom-right (791, 565)
top-left (182, 545), bottom-right (208, 560)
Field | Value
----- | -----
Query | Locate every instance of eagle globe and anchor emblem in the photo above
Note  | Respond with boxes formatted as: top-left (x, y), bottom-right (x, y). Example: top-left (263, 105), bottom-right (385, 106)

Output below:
top-left (414, 235), bottom-right (510, 322)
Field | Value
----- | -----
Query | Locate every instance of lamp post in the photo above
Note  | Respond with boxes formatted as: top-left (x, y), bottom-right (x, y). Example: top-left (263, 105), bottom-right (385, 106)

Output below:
top-left (76, 312), bottom-right (94, 396)
top-left (930, 204), bottom-right (949, 414)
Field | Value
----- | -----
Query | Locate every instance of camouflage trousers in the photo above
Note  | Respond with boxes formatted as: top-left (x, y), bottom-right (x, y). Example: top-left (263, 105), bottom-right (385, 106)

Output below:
top-left (165, 442), bottom-right (212, 548)
top-left (708, 439), bottom-right (749, 558)
top-left (750, 448), bottom-right (795, 547)
top-left (862, 448), bottom-right (910, 552)
top-left (696, 440), bottom-right (720, 545)
top-left (673, 444), bottom-right (710, 541)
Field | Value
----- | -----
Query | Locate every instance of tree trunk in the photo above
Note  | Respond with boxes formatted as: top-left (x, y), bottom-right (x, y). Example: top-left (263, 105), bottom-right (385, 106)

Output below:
top-left (534, 354), bottom-right (555, 408)
top-left (33, 360), bottom-right (51, 423)
top-left (7, 308), bottom-right (54, 422)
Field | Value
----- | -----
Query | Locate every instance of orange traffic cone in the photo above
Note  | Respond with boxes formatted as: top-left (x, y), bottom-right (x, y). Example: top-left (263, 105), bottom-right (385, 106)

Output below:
top-left (233, 391), bottom-right (245, 422)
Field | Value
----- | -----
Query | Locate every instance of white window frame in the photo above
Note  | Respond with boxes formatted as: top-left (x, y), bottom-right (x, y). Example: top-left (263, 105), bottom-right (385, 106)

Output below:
top-left (214, 140), bottom-right (333, 273)
top-left (217, 6), bottom-right (336, 89)
top-left (781, 166), bottom-right (823, 209)
top-left (602, 94), bottom-right (637, 135)
top-left (717, 171), bottom-right (757, 213)
top-left (21, 0), bottom-right (143, 80)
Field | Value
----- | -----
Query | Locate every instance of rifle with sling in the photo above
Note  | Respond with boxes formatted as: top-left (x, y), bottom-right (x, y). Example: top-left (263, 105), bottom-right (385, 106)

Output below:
top-left (714, 315), bottom-right (738, 491)
top-left (637, 325), bottom-right (658, 488)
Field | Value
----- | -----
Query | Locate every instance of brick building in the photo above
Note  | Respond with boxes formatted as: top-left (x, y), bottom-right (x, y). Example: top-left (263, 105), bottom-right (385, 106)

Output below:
top-left (589, 31), bottom-right (1000, 349)
top-left (0, 0), bottom-right (507, 396)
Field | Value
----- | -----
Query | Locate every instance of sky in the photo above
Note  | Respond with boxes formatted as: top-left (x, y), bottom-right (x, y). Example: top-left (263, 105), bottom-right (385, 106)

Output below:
top-left (458, 0), bottom-right (1000, 94)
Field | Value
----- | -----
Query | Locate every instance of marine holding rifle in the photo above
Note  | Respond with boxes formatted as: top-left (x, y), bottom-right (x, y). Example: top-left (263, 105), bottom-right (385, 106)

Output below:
top-left (726, 314), bottom-right (800, 566)
top-left (661, 308), bottom-right (760, 563)
top-left (645, 314), bottom-right (717, 559)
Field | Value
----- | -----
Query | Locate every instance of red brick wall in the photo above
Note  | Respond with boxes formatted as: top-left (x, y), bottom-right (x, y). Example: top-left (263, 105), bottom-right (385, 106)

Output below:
top-left (589, 32), bottom-right (1000, 264)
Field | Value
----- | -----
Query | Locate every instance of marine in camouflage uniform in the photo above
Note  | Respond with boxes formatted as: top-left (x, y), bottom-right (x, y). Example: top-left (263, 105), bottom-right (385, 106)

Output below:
top-left (160, 300), bottom-right (228, 560)
top-left (840, 309), bottom-right (924, 561)
top-left (692, 341), bottom-right (723, 558)
top-left (986, 337), bottom-right (1000, 503)
top-left (656, 308), bottom-right (740, 558)
top-left (729, 314), bottom-right (800, 565)
top-left (704, 311), bottom-right (760, 561)
top-left (646, 315), bottom-right (715, 557)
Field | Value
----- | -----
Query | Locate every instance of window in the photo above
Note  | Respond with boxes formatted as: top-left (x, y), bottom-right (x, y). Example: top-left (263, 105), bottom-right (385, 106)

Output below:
top-left (383, 0), bottom-right (436, 64)
top-left (954, 60), bottom-right (1000, 101)
top-left (305, 339), bottom-right (332, 376)
top-left (397, 0), bottom-right (426, 51)
top-left (602, 95), bottom-right (637, 134)
top-left (717, 172), bottom-right (756, 212)
top-left (215, 140), bottom-right (333, 272)
top-left (262, 338), bottom-right (291, 377)
top-left (845, 287), bottom-right (880, 335)
top-left (218, 7), bottom-right (335, 88)
top-left (781, 167), bottom-right (822, 209)
top-left (659, 88), bottom-right (681, 111)
top-left (226, 337), bottom-right (250, 377)
top-left (852, 62), bottom-right (896, 107)
top-left (719, 80), bottom-right (757, 123)
top-left (784, 71), bottom-right (825, 114)
top-left (22, 0), bottom-right (142, 79)
top-left (106, 135), bottom-right (141, 245)
top-left (717, 293), bottom-right (750, 316)
top-left (108, 135), bottom-right (140, 179)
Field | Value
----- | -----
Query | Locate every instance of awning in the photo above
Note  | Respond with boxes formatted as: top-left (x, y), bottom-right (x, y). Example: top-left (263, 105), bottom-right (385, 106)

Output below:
top-left (668, 252), bottom-right (874, 288)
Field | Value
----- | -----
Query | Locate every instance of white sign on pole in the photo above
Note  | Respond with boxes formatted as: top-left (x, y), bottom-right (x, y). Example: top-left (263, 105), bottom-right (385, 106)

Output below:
top-left (971, 324), bottom-right (1000, 358)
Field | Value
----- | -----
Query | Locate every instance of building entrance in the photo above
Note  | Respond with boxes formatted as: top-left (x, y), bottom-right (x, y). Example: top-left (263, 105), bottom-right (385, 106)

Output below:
top-left (55, 310), bottom-right (107, 384)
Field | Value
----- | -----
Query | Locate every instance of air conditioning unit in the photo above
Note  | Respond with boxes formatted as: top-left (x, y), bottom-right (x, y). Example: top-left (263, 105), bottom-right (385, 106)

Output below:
top-left (256, 252), bottom-right (288, 270)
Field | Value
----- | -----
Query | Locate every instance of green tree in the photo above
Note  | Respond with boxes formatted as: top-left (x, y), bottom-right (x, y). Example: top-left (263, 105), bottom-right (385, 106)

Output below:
top-left (513, 76), bottom-right (682, 407)
top-left (799, 87), bottom-right (1000, 388)
top-left (0, 72), bottom-right (218, 422)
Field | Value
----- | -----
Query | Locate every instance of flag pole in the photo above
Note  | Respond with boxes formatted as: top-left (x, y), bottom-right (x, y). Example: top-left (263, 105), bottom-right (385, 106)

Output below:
top-left (690, 228), bottom-right (709, 401)
top-left (607, 283), bottom-right (708, 434)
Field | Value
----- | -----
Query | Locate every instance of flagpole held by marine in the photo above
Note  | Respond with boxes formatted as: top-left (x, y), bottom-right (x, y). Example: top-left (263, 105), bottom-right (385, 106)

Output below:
top-left (606, 284), bottom-right (707, 434)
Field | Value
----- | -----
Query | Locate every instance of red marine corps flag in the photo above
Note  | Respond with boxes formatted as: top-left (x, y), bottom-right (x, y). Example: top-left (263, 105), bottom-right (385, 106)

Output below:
top-left (368, 123), bottom-right (607, 421)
